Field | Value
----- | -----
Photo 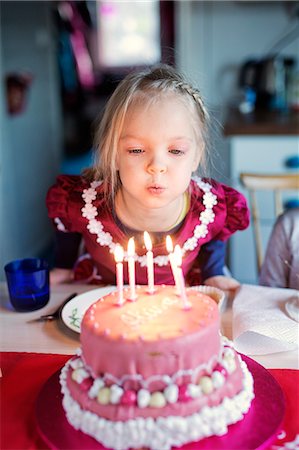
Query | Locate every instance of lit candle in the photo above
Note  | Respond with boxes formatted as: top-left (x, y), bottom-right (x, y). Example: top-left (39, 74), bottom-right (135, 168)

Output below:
top-left (114, 244), bottom-right (124, 306)
top-left (166, 235), bottom-right (180, 293)
top-left (144, 231), bottom-right (155, 294)
top-left (127, 237), bottom-right (137, 301)
top-left (174, 245), bottom-right (191, 310)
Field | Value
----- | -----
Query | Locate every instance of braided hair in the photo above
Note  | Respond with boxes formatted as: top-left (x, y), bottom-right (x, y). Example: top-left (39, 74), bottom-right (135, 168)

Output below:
top-left (91, 64), bottom-right (210, 200)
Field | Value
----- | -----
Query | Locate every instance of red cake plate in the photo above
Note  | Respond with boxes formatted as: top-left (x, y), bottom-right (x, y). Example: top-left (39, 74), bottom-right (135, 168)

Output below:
top-left (36, 355), bottom-right (285, 450)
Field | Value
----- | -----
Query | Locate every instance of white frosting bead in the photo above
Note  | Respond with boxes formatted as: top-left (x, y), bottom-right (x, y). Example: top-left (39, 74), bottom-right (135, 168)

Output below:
top-left (201, 405), bottom-right (213, 419)
top-left (110, 384), bottom-right (124, 404)
top-left (187, 383), bottom-right (202, 398)
top-left (88, 378), bottom-right (105, 399)
top-left (199, 376), bottom-right (213, 394)
top-left (211, 371), bottom-right (225, 389)
top-left (69, 357), bottom-right (84, 369)
top-left (97, 387), bottom-right (111, 405)
top-left (137, 389), bottom-right (151, 408)
top-left (224, 347), bottom-right (235, 359)
top-left (223, 358), bottom-right (237, 374)
top-left (164, 384), bottom-right (179, 404)
top-left (71, 367), bottom-right (89, 384)
top-left (149, 392), bottom-right (166, 408)
top-left (162, 375), bottom-right (172, 384)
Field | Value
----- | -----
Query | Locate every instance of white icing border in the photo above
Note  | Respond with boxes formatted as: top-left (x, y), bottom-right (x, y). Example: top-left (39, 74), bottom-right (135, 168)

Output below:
top-left (60, 357), bottom-right (254, 450)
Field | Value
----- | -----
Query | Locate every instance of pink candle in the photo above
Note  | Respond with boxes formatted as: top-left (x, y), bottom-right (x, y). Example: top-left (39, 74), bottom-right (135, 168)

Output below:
top-left (144, 231), bottom-right (155, 294)
top-left (114, 244), bottom-right (124, 306)
top-left (127, 237), bottom-right (137, 301)
top-left (174, 245), bottom-right (191, 310)
top-left (166, 235), bottom-right (180, 293)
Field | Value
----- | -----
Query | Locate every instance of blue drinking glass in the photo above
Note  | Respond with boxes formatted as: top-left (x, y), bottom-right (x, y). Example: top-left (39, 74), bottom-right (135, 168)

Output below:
top-left (4, 258), bottom-right (50, 312)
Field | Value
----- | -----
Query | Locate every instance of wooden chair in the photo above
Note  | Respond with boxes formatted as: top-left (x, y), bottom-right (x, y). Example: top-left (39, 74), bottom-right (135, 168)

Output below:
top-left (239, 172), bottom-right (299, 272)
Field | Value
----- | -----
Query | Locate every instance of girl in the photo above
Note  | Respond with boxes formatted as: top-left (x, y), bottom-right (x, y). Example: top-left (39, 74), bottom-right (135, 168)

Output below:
top-left (47, 64), bottom-right (249, 290)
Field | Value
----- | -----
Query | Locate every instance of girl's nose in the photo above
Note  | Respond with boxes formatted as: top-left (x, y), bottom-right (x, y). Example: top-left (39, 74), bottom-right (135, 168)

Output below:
top-left (147, 156), bottom-right (167, 174)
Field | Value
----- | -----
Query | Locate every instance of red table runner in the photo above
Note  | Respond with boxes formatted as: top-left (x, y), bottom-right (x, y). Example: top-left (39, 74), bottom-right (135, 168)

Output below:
top-left (1, 352), bottom-right (298, 450)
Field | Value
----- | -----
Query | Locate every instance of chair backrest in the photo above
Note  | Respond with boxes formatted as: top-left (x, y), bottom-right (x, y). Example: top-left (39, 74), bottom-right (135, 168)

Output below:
top-left (240, 172), bottom-right (299, 272)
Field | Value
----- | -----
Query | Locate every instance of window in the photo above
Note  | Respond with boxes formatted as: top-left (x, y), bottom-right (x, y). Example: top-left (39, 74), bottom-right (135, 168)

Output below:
top-left (96, 0), bottom-right (161, 70)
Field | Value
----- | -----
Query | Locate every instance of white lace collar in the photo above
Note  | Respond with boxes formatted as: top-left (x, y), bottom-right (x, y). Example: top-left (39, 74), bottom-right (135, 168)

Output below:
top-left (81, 177), bottom-right (217, 267)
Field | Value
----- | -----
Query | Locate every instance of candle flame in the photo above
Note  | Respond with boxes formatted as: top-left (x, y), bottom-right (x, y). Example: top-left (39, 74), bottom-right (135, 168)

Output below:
top-left (114, 243), bottom-right (124, 263)
top-left (144, 231), bottom-right (152, 251)
top-left (127, 237), bottom-right (135, 257)
top-left (174, 245), bottom-right (182, 267)
top-left (166, 235), bottom-right (174, 253)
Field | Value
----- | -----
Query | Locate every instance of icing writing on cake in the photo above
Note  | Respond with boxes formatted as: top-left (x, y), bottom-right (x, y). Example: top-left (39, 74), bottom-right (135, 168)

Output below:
top-left (120, 296), bottom-right (179, 327)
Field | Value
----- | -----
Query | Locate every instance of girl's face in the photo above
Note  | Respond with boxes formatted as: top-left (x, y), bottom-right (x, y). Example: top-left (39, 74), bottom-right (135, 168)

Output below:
top-left (117, 94), bottom-right (202, 211)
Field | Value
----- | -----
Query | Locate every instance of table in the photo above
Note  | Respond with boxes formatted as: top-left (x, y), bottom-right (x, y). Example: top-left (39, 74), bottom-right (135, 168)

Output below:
top-left (1, 282), bottom-right (298, 450)
top-left (0, 282), bottom-right (298, 369)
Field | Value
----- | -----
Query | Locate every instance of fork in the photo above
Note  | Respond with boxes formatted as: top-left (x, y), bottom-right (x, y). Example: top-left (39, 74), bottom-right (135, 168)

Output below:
top-left (27, 292), bottom-right (78, 322)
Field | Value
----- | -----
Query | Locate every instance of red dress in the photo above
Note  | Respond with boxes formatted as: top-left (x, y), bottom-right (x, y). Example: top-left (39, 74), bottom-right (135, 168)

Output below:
top-left (46, 175), bottom-right (249, 285)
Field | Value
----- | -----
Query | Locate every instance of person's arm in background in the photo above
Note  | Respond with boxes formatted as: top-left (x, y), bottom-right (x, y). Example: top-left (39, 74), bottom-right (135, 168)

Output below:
top-left (200, 240), bottom-right (240, 291)
top-left (259, 208), bottom-right (299, 289)
top-left (50, 231), bottom-right (82, 284)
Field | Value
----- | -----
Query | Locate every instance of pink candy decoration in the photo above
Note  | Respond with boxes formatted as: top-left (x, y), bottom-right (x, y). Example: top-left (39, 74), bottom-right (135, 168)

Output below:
top-left (178, 385), bottom-right (191, 402)
top-left (80, 377), bottom-right (93, 392)
top-left (121, 390), bottom-right (137, 405)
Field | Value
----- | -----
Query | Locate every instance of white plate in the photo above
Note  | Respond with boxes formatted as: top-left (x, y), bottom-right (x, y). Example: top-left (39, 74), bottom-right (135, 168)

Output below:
top-left (285, 295), bottom-right (299, 322)
top-left (61, 285), bottom-right (226, 333)
top-left (61, 286), bottom-right (117, 333)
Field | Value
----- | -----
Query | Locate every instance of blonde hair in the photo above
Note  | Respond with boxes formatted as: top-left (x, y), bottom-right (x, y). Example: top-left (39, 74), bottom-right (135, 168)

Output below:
top-left (90, 64), bottom-right (210, 201)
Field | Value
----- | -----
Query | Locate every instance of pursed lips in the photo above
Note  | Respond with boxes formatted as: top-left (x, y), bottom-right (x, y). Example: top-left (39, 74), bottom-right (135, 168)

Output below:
top-left (147, 184), bottom-right (166, 194)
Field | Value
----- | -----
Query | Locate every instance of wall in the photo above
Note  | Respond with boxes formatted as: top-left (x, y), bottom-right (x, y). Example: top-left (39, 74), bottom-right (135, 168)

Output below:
top-left (0, 1), bottom-right (63, 280)
top-left (1, 1), bottom-right (298, 282)
top-left (175, 1), bottom-right (299, 181)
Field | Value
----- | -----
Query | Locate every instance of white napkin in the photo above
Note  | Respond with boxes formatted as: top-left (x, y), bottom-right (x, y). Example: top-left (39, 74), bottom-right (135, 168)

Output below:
top-left (232, 284), bottom-right (299, 355)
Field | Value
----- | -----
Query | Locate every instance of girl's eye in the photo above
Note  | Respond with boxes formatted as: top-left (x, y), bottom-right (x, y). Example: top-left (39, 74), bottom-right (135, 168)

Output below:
top-left (128, 148), bottom-right (144, 154)
top-left (169, 149), bottom-right (184, 155)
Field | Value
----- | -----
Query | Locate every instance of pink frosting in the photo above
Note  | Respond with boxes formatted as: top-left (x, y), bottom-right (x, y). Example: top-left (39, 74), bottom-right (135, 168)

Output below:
top-left (66, 356), bottom-right (244, 421)
top-left (80, 285), bottom-right (220, 380)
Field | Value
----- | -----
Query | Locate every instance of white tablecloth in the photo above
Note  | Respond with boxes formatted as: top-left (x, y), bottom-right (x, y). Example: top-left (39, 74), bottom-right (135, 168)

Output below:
top-left (0, 282), bottom-right (298, 369)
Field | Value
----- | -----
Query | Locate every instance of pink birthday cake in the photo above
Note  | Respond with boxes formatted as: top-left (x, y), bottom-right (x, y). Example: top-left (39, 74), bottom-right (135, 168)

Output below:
top-left (60, 285), bottom-right (254, 450)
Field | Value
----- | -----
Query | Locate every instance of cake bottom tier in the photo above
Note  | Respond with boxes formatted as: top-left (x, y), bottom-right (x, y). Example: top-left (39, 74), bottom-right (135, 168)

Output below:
top-left (60, 356), bottom-right (254, 450)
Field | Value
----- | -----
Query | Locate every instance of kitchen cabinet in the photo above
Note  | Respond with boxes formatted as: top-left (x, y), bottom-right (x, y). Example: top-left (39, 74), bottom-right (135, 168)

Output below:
top-left (224, 109), bottom-right (299, 284)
